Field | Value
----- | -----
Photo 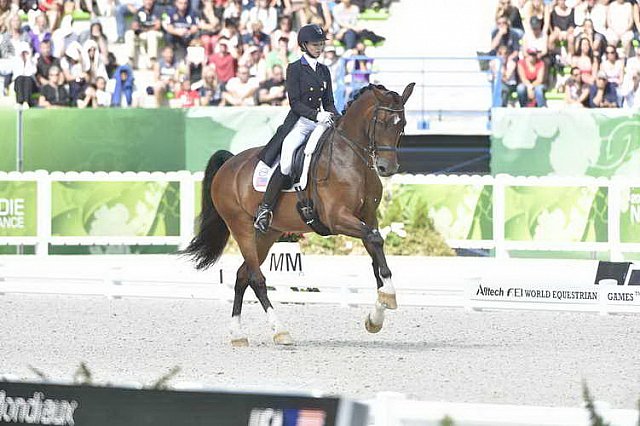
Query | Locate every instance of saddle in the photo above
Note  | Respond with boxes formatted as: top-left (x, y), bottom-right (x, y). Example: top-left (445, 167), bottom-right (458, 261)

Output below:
top-left (252, 129), bottom-right (332, 236)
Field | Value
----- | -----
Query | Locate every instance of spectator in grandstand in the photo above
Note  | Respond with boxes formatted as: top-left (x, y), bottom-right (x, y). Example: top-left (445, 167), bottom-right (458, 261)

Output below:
top-left (207, 37), bottom-right (237, 86)
top-left (588, 70), bottom-right (618, 107)
top-left (116, 0), bottom-right (142, 43)
top-left (332, 0), bottom-right (361, 50)
top-left (78, 21), bottom-right (109, 65)
top-left (37, 0), bottom-right (62, 31)
top-left (574, 0), bottom-right (607, 37)
top-left (571, 36), bottom-right (598, 86)
top-left (218, 17), bottom-right (241, 53)
top-left (0, 0), bottom-right (15, 32)
top-left (626, 45), bottom-right (640, 76)
top-left (186, 41), bottom-right (204, 84)
top-left (197, 0), bottom-right (221, 37)
top-left (490, 16), bottom-right (521, 60)
top-left (11, 40), bottom-right (36, 107)
top-left (173, 76), bottom-right (200, 106)
top-left (241, 0), bottom-right (277, 35)
top-left (0, 24), bottom-right (15, 95)
top-left (491, 44), bottom-right (518, 107)
top-left (153, 45), bottom-right (180, 105)
top-left (8, 14), bottom-right (29, 50)
top-left (272, 0), bottom-right (293, 17)
top-left (51, 15), bottom-right (78, 58)
top-left (524, 16), bottom-right (548, 56)
top-left (271, 15), bottom-right (297, 53)
top-left (243, 20), bottom-right (271, 53)
top-left (257, 63), bottom-right (287, 105)
top-left (35, 38), bottom-right (59, 86)
top-left (94, 75), bottom-right (111, 106)
top-left (548, 0), bottom-right (575, 56)
top-left (606, 0), bottom-right (634, 58)
top-left (28, 13), bottom-right (51, 55)
top-left (240, 44), bottom-right (267, 80)
top-left (321, 43), bottom-right (340, 91)
top-left (83, 39), bottom-right (108, 82)
top-left (60, 41), bottom-right (88, 105)
top-left (297, 0), bottom-right (333, 35)
top-left (165, 0), bottom-right (198, 59)
top-left (222, 64), bottom-right (258, 105)
top-left (576, 18), bottom-right (606, 59)
top-left (125, 0), bottom-right (162, 69)
top-left (563, 67), bottom-right (589, 106)
top-left (199, 64), bottom-right (223, 105)
top-left (620, 68), bottom-right (640, 108)
top-left (517, 47), bottom-right (547, 107)
top-left (223, 0), bottom-right (243, 23)
top-left (495, 0), bottom-right (524, 37)
top-left (111, 63), bottom-right (135, 106)
top-left (77, 83), bottom-right (98, 107)
top-left (600, 44), bottom-right (624, 93)
top-left (521, 0), bottom-right (550, 35)
top-left (345, 39), bottom-right (372, 98)
top-left (265, 36), bottom-right (294, 77)
top-left (38, 65), bottom-right (70, 106)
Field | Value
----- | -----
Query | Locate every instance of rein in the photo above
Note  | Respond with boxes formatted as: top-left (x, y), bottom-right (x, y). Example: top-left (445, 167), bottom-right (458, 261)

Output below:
top-left (334, 104), bottom-right (405, 170)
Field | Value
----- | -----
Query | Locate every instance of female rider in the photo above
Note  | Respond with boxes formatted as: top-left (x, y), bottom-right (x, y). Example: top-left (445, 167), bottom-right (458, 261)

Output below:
top-left (254, 23), bottom-right (339, 233)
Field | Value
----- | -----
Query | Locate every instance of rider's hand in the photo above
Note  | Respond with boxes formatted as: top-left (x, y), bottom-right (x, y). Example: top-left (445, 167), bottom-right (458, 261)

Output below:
top-left (316, 111), bottom-right (334, 125)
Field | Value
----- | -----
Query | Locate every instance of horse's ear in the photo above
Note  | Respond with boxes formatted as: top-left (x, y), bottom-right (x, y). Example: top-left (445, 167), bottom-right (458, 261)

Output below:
top-left (401, 83), bottom-right (415, 105)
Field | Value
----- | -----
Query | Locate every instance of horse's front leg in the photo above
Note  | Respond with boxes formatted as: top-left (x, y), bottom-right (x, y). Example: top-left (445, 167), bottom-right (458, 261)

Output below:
top-left (331, 215), bottom-right (397, 333)
top-left (361, 226), bottom-right (397, 333)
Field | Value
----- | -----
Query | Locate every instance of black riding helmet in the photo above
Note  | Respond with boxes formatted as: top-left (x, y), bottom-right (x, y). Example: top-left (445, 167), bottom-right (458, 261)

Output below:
top-left (297, 24), bottom-right (328, 51)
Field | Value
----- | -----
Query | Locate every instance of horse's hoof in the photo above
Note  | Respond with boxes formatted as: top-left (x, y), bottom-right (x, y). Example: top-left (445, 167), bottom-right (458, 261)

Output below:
top-left (231, 337), bottom-right (249, 347)
top-left (273, 331), bottom-right (294, 346)
top-left (365, 315), bottom-right (382, 333)
top-left (378, 290), bottom-right (398, 310)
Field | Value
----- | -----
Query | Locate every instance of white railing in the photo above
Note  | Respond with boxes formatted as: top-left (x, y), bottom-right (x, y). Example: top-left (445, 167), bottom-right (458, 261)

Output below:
top-left (1, 171), bottom-right (640, 260)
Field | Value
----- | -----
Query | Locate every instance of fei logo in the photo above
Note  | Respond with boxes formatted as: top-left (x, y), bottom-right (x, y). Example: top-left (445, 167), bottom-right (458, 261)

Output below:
top-left (0, 198), bottom-right (25, 229)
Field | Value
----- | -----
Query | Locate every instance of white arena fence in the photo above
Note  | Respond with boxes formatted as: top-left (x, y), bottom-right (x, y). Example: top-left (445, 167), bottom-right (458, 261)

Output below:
top-left (1, 171), bottom-right (640, 259)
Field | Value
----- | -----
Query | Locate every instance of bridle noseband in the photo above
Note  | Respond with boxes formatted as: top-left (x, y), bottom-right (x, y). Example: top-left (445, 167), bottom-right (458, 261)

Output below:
top-left (335, 103), bottom-right (406, 170)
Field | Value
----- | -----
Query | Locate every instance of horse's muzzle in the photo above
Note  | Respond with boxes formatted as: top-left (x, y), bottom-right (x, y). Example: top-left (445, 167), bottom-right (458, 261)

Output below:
top-left (376, 160), bottom-right (399, 177)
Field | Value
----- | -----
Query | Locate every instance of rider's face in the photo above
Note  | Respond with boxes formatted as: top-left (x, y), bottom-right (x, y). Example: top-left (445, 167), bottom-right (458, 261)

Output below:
top-left (305, 40), bottom-right (325, 58)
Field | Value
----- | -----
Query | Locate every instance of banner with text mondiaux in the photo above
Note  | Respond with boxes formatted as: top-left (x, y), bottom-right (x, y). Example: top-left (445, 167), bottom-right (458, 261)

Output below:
top-left (0, 182), bottom-right (37, 237)
top-left (470, 261), bottom-right (640, 312)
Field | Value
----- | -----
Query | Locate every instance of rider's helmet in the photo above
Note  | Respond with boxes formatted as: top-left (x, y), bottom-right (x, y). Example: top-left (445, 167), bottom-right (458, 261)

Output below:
top-left (297, 24), bottom-right (328, 51)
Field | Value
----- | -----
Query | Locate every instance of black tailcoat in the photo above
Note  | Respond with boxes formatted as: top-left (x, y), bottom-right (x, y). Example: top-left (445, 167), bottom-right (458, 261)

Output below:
top-left (258, 55), bottom-right (339, 166)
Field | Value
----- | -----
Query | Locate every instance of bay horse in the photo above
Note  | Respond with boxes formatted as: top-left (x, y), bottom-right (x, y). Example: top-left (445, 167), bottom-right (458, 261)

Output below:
top-left (183, 82), bottom-right (415, 346)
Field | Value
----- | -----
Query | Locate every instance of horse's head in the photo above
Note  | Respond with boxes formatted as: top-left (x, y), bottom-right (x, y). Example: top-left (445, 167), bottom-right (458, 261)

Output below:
top-left (340, 83), bottom-right (415, 177)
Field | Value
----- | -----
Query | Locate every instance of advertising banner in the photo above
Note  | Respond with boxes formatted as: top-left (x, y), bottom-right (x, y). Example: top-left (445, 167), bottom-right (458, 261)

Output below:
top-left (504, 186), bottom-right (607, 242)
top-left (185, 107), bottom-right (287, 172)
top-left (0, 381), bottom-right (368, 426)
top-left (51, 181), bottom-right (180, 237)
top-left (620, 186), bottom-right (640, 243)
top-left (471, 261), bottom-right (640, 311)
top-left (0, 109), bottom-right (17, 172)
top-left (0, 181), bottom-right (37, 237)
top-left (491, 109), bottom-right (640, 178)
top-left (23, 109), bottom-right (186, 172)
top-left (387, 183), bottom-right (493, 241)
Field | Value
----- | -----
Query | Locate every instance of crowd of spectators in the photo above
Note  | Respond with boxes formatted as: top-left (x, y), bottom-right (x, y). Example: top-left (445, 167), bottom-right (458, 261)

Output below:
top-left (490, 0), bottom-right (640, 109)
top-left (0, 0), bottom-right (389, 108)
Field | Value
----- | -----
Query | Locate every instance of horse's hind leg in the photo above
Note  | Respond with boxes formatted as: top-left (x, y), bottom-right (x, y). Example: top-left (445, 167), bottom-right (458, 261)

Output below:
top-left (230, 263), bottom-right (251, 347)
top-left (251, 230), bottom-right (294, 346)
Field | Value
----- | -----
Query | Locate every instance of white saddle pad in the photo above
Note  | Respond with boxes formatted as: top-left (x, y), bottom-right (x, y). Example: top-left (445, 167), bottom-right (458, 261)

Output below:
top-left (252, 128), bottom-right (325, 192)
top-left (252, 156), bottom-right (312, 192)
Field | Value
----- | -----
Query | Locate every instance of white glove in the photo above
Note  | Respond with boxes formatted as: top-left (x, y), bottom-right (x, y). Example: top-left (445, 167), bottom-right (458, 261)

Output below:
top-left (316, 111), bottom-right (334, 125)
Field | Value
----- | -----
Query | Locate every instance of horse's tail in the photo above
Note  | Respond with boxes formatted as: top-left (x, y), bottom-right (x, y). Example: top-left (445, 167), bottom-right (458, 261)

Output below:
top-left (181, 150), bottom-right (234, 270)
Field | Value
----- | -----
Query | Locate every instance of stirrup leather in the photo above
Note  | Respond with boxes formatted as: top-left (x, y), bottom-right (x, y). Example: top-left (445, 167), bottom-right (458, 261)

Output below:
top-left (254, 204), bottom-right (273, 233)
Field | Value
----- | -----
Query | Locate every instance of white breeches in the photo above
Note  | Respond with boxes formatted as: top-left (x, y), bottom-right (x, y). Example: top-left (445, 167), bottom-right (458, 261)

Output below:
top-left (280, 116), bottom-right (329, 175)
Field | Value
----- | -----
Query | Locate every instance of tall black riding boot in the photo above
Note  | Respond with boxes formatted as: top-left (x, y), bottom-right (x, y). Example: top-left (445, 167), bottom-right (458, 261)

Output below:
top-left (254, 167), bottom-right (289, 233)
